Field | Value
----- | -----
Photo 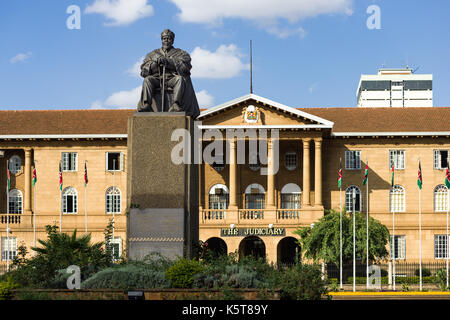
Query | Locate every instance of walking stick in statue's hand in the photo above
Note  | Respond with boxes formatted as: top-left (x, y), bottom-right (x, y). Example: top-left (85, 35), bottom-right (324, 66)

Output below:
top-left (161, 61), bottom-right (166, 112)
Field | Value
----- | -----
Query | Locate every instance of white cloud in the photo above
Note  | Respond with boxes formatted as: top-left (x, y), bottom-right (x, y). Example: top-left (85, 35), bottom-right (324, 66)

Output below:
top-left (170, 0), bottom-right (353, 36)
top-left (127, 57), bottom-right (144, 77)
top-left (170, 0), bottom-right (353, 24)
top-left (191, 44), bottom-right (249, 79)
top-left (85, 0), bottom-right (154, 26)
top-left (266, 26), bottom-right (307, 39)
top-left (104, 86), bottom-right (141, 108)
top-left (308, 82), bottom-right (319, 94)
top-left (196, 90), bottom-right (214, 108)
top-left (10, 52), bottom-right (32, 64)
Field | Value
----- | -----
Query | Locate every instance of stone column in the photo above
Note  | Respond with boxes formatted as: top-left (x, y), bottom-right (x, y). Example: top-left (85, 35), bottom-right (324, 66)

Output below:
top-left (314, 138), bottom-right (323, 206)
top-left (302, 139), bottom-right (311, 206)
top-left (229, 138), bottom-right (238, 209)
top-left (267, 139), bottom-right (275, 208)
top-left (24, 149), bottom-right (32, 212)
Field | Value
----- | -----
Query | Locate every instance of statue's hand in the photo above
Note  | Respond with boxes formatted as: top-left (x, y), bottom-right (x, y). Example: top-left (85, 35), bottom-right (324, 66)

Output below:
top-left (158, 56), bottom-right (167, 66)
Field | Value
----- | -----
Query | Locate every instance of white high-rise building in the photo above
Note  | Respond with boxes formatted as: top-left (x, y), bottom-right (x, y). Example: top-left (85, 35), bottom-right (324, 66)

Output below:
top-left (357, 68), bottom-right (433, 107)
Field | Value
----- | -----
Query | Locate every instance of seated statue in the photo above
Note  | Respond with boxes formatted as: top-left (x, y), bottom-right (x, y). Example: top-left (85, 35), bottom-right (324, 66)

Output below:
top-left (137, 29), bottom-right (200, 119)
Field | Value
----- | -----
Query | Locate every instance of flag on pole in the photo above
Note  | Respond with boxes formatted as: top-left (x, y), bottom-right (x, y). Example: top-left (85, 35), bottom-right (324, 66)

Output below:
top-left (338, 158), bottom-right (342, 188)
top-left (32, 162), bottom-right (37, 187)
top-left (59, 161), bottom-right (63, 191)
top-left (417, 161), bottom-right (423, 190)
top-left (6, 164), bottom-right (10, 193)
top-left (391, 164), bottom-right (395, 187)
top-left (363, 163), bottom-right (368, 185)
top-left (445, 167), bottom-right (450, 189)
top-left (84, 162), bottom-right (88, 187)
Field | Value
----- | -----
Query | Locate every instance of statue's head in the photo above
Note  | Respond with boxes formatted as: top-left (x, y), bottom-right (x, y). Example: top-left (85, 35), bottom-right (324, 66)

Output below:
top-left (161, 29), bottom-right (175, 50)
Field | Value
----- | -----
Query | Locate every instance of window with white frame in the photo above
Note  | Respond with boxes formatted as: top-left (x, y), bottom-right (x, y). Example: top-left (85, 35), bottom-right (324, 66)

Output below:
top-left (106, 187), bottom-right (121, 214)
top-left (1, 237), bottom-right (17, 261)
top-left (390, 185), bottom-right (405, 212)
top-left (8, 189), bottom-right (22, 214)
top-left (62, 187), bottom-right (78, 214)
top-left (245, 184), bottom-right (265, 209)
top-left (345, 151), bottom-right (361, 170)
top-left (434, 235), bottom-right (450, 259)
top-left (209, 184), bottom-right (229, 210)
top-left (110, 237), bottom-right (122, 261)
top-left (106, 152), bottom-right (123, 171)
top-left (284, 152), bottom-right (297, 171)
top-left (389, 150), bottom-right (405, 170)
top-left (390, 235), bottom-right (406, 260)
top-left (434, 185), bottom-right (449, 212)
top-left (280, 183), bottom-right (302, 209)
top-left (8, 155), bottom-right (21, 174)
top-left (434, 150), bottom-right (449, 170)
top-left (62, 152), bottom-right (78, 171)
top-left (345, 186), bottom-right (362, 212)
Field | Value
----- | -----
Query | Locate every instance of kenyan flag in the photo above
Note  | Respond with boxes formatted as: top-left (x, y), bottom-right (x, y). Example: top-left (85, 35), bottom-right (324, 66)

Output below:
top-left (417, 161), bottom-right (422, 190)
top-left (59, 161), bottom-right (63, 191)
top-left (32, 162), bottom-right (37, 187)
top-left (338, 158), bottom-right (342, 188)
top-left (445, 167), bottom-right (450, 189)
top-left (391, 164), bottom-right (395, 187)
top-left (6, 163), bottom-right (10, 193)
top-left (363, 163), bottom-right (368, 185)
top-left (84, 162), bottom-right (88, 187)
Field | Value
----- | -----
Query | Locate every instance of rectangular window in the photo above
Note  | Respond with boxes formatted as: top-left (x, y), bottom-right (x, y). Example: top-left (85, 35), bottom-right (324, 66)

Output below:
top-left (345, 151), bottom-right (361, 170)
top-left (62, 152), bottom-right (78, 171)
top-left (1, 237), bottom-right (17, 261)
top-left (434, 150), bottom-right (449, 170)
top-left (435, 235), bottom-right (450, 259)
top-left (106, 152), bottom-right (123, 171)
top-left (390, 235), bottom-right (406, 260)
top-left (285, 153), bottom-right (297, 171)
top-left (389, 150), bottom-right (405, 170)
top-left (111, 237), bottom-right (122, 261)
top-left (281, 194), bottom-right (301, 209)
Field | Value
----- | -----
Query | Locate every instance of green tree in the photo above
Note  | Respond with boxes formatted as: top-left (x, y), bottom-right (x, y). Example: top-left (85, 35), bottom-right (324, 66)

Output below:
top-left (294, 209), bottom-right (390, 268)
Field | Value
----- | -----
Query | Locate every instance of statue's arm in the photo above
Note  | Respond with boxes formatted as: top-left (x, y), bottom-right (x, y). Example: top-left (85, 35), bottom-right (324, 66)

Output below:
top-left (140, 52), bottom-right (159, 78)
top-left (171, 50), bottom-right (192, 77)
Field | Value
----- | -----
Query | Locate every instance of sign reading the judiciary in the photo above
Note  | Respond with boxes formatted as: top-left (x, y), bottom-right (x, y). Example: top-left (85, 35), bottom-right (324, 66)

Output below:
top-left (221, 228), bottom-right (285, 237)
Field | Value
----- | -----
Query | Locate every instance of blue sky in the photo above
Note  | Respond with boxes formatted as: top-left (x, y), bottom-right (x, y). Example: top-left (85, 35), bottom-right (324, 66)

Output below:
top-left (1, 0), bottom-right (449, 110)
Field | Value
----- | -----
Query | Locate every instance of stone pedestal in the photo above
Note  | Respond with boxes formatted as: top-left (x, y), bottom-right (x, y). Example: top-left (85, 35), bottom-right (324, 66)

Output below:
top-left (127, 112), bottom-right (198, 260)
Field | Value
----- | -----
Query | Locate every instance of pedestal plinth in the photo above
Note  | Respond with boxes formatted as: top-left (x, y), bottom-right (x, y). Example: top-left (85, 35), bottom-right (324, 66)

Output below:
top-left (127, 112), bottom-right (198, 260)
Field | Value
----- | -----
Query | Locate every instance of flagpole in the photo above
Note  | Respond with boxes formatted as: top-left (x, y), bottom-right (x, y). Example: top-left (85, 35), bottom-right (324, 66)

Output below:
top-left (33, 161), bottom-right (37, 251)
top-left (447, 182), bottom-right (449, 289)
top-left (112, 159), bottom-right (116, 260)
top-left (353, 188), bottom-right (356, 292)
top-left (418, 159), bottom-right (422, 291)
top-left (393, 207), bottom-right (396, 291)
top-left (6, 160), bottom-right (10, 272)
top-left (366, 160), bottom-right (369, 289)
top-left (85, 161), bottom-right (87, 235)
top-left (340, 186), bottom-right (342, 289)
top-left (59, 160), bottom-right (62, 233)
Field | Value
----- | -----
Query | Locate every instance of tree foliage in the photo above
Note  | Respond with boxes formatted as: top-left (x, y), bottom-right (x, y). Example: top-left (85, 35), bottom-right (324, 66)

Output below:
top-left (294, 209), bottom-right (390, 267)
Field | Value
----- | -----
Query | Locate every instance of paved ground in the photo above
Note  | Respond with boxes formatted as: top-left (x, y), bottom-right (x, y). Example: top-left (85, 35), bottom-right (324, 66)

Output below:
top-left (329, 291), bottom-right (450, 300)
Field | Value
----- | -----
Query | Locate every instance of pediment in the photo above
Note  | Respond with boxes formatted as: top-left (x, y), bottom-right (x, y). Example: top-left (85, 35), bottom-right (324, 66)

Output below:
top-left (198, 94), bottom-right (333, 128)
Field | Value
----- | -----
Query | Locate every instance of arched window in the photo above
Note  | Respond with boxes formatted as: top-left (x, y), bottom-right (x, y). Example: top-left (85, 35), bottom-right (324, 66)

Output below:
top-left (62, 187), bottom-right (77, 214)
top-left (8, 189), bottom-right (22, 214)
top-left (280, 183), bottom-right (301, 209)
top-left (208, 184), bottom-right (229, 210)
top-left (106, 187), bottom-right (121, 214)
top-left (245, 184), bottom-right (265, 209)
top-left (434, 185), bottom-right (449, 212)
top-left (8, 155), bottom-right (21, 174)
top-left (390, 185), bottom-right (405, 212)
top-left (345, 186), bottom-right (362, 212)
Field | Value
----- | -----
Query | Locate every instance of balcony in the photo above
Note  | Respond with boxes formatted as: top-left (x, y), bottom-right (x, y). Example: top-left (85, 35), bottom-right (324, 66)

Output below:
top-left (0, 214), bottom-right (22, 224)
top-left (200, 208), bottom-right (303, 225)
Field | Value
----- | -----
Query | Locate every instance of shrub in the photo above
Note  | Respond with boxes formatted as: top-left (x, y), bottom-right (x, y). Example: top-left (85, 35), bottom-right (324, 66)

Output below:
top-left (165, 258), bottom-right (204, 288)
top-left (0, 276), bottom-right (18, 300)
top-left (279, 264), bottom-right (328, 300)
top-left (415, 268), bottom-right (431, 277)
top-left (82, 264), bottom-right (170, 289)
top-left (435, 269), bottom-right (449, 291)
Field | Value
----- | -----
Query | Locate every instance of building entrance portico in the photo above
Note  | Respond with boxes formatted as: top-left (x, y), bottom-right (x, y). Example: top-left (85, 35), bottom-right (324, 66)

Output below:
top-left (197, 94), bottom-right (333, 263)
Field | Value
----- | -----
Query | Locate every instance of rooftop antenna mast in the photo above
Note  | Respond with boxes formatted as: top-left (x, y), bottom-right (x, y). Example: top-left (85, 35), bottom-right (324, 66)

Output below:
top-left (250, 40), bottom-right (253, 94)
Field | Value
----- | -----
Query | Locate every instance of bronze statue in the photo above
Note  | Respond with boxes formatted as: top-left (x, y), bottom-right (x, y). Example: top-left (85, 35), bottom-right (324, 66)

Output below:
top-left (137, 29), bottom-right (200, 119)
